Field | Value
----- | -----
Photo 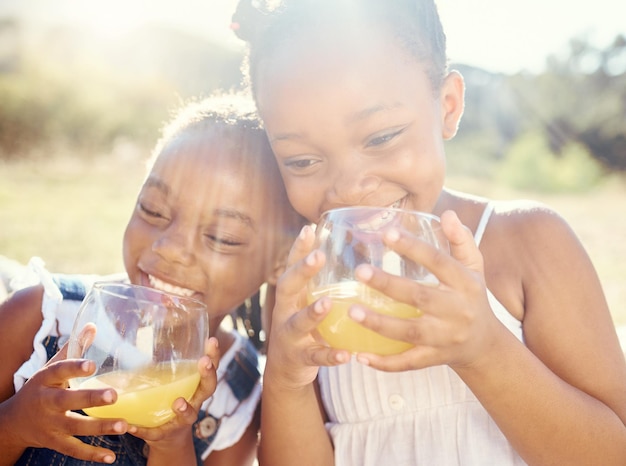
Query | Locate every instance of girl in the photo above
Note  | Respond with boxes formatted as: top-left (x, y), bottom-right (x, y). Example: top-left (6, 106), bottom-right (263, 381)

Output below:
top-left (233, 1), bottom-right (626, 465)
top-left (0, 93), bottom-right (304, 465)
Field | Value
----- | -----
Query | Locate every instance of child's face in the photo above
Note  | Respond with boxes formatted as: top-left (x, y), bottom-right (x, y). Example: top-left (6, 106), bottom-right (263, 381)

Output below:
top-left (255, 28), bottom-right (463, 223)
top-left (122, 135), bottom-right (282, 319)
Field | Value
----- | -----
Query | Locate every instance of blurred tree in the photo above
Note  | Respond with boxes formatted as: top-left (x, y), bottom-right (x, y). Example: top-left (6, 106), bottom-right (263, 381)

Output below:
top-left (0, 18), bottom-right (244, 160)
top-left (510, 34), bottom-right (626, 172)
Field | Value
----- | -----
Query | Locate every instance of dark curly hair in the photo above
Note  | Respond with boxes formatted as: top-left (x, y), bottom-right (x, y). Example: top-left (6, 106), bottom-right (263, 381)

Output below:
top-left (232, 0), bottom-right (448, 99)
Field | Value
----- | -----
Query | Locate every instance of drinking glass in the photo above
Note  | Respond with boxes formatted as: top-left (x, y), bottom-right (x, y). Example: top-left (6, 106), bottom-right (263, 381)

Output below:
top-left (67, 282), bottom-right (208, 427)
top-left (307, 207), bottom-right (449, 355)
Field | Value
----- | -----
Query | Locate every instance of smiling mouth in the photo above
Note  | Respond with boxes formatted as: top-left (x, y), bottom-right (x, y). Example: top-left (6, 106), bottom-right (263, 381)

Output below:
top-left (148, 275), bottom-right (196, 297)
top-left (349, 199), bottom-right (405, 229)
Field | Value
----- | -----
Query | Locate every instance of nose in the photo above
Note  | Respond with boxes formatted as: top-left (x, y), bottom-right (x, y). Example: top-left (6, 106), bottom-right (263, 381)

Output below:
top-left (151, 224), bottom-right (195, 266)
top-left (327, 164), bottom-right (381, 206)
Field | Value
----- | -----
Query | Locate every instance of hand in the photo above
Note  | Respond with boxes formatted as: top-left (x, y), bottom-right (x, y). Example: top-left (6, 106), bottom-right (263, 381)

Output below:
top-left (130, 337), bottom-right (220, 454)
top-left (2, 339), bottom-right (129, 464)
top-left (346, 210), bottom-right (503, 371)
top-left (265, 225), bottom-right (352, 390)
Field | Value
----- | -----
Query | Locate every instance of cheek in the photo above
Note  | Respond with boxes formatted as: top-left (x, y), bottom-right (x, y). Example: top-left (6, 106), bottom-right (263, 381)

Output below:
top-left (282, 180), bottom-right (319, 220)
top-left (205, 261), bottom-right (266, 313)
top-left (123, 217), bottom-right (152, 257)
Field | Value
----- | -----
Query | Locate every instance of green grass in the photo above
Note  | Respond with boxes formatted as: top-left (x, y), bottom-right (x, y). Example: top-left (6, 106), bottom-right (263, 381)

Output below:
top-left (0, 156), bottom-right (147, 274)
top-left (1, 157), bottom-right (625, 326)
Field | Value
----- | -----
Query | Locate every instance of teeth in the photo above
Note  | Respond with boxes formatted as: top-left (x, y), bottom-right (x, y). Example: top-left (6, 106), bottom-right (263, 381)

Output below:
top-left (148, 275), bottom-right (195, 297)
top-left (355, 209), bottom-right (398, 231)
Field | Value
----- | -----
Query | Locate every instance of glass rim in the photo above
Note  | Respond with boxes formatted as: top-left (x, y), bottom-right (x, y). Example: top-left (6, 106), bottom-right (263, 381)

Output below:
top-left (318, 206), bottom-right (441, 225)
top-left (90, 281), bottom-right (207, 311)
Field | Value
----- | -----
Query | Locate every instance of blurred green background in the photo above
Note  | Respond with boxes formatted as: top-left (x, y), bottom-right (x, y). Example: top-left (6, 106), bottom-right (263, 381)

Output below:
top-left (0, 3), bottom-right (624, 324)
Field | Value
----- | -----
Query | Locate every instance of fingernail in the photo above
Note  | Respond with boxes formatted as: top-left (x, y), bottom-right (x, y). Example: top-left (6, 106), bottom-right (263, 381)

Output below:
top-left (349, 306), bottom-right (366, 322)
top-left (385, 228), bottom-right (400, 242)
top-left (299, 225), bottom-right (309, 239)
top-left (103, 455), bottom-right (115, 464)
top-left (102, 390), bottom-right (115, 404)
top-left (112, 421), bottom-right (124, 433)
top-left (80, 361), bottom-right (91, 373)
top-left (205, 359), bottom-right (213, 370)
top-left (305, 251), bottom-right (317, 266)
top-left (313, 298), bottom-right (327, 314)
top-left (356, 354), bottom-right (370, 366)
top-left (355, 264), bottom-right (373, 281)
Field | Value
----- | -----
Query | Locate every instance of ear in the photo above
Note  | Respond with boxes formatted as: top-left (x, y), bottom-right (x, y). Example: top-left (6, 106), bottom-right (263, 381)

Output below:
top-left (266, 256), bottom-right (287, 286)
top-left (440, 70), bottom-right (465, 140)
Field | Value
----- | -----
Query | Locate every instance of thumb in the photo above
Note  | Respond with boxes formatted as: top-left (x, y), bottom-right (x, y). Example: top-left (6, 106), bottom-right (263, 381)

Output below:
top-left (441, 209), bottom-right (484, 275)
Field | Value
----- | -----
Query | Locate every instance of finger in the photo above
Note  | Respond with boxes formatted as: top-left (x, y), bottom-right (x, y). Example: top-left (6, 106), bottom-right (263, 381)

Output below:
top-left (303, 344), bottom-right (352, 367)
top-left (130, 396), bottom-right (198, 441)
top-left (354, 261), bottom-right (445, 318)
top-left (32, 358), bottom-right (96, 388)
top-left (61, 411), bottom-right (128, 437)
top-left (188, 355), bottom-right (218, 409)
top-left (57, 382), bottom-right (121, 413)
top-left (285, 224), bottom-right (316, 268)
top-left (347, 303), bottom-right (424, 344)
top-left (76, 322), bottom-right (97, 353)
top-left (170, 397), bottom-right (198, 426)
top-left (354, 348), bottom-right (434, 372)
top-left (49, 341), bottom-right (69, 364)
top-left (373, 223), bottom-right (470, 290)
top-left (204, 336), bottom-right (221, 371)
top-left (440, 210), bottom-right (484, 274)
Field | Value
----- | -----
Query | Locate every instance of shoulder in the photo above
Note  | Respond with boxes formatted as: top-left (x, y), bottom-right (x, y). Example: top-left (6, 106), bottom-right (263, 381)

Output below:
top-left (0, 285), bottom-right (45, 400)
top-left (0, 285), bottom-right (45, 333)
top-left (486, 199), bottom-right (586, 263)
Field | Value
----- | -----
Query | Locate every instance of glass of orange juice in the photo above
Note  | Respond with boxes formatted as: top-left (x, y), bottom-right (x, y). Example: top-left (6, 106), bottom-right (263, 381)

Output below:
top-left (308, 207), bottom-right (449, 355)
top-left (67, 282), bottom-right (208, 427)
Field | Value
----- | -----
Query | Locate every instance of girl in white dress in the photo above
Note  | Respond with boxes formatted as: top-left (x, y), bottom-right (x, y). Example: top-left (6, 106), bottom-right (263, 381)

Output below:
top-left (232, 1), bottom-right (626, 464)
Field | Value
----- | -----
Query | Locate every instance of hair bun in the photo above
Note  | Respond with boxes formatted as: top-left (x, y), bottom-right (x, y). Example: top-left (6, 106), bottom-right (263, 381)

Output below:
top-left (231, 0), bottom-right (267, 43)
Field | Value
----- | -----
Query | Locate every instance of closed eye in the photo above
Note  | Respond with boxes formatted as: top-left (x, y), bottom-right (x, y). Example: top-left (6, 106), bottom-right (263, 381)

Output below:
top-left (207, 235), bottom-right (244, 247)
top-left (139, 202), bottom-right (167, 220)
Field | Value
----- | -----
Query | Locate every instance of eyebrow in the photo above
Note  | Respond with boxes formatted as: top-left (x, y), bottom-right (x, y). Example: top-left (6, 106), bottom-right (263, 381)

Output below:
top-left (143, 178), bottom-right (255, 230)
top-left (143, 176), bottom-right (170, 195)
top-left (345, 103), bottom-right (399, 125)
top-left (214, 208), bottom-right (256, 231)
top-left (270, 102), bottom-right (402, 142)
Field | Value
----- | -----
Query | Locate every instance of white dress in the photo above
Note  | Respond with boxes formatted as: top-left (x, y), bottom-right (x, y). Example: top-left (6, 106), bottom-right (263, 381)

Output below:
top-left (317, 203), bottom-right (527, 465)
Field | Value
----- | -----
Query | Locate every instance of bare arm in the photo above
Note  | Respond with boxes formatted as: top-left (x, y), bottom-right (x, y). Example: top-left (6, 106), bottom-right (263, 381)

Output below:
top-left (456, 206), bottom-right (626, 464)
top-left (258, 226), bottom-right (345, 466)
top-left (353, 206), bottom-right (626, 465)
top-left (259, 374), bottom-right (333, 466)
top-left (0, 286), bottom-right (129, 465)
top-left (0, 286), bottom-right (44, 402)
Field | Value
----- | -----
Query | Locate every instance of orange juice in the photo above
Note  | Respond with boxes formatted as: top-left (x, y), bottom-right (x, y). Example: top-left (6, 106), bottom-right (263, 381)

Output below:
top-left (308, 281), bottom-right (421, 355)
top-left (77, 360), bottom-right (199, 427)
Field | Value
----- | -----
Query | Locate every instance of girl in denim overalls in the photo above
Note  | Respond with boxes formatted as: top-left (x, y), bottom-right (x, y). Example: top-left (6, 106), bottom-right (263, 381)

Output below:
top-left (0, 93), bottom-right (304, 466)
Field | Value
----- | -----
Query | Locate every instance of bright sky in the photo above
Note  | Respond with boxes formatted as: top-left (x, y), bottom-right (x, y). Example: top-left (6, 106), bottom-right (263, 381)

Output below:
top-left (2, 0), bottom-right (625, 74)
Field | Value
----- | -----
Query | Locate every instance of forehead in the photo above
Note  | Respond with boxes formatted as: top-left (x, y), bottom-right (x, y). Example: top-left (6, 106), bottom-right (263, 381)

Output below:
top-left (256, 29), bottom-right (430, 127)
top-left (148, 136), bottom-right (278, 214)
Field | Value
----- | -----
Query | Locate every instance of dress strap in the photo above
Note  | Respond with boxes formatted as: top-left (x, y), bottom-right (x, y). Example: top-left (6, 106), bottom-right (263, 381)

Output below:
top-left (474, 202), bottom-right (495, 246)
